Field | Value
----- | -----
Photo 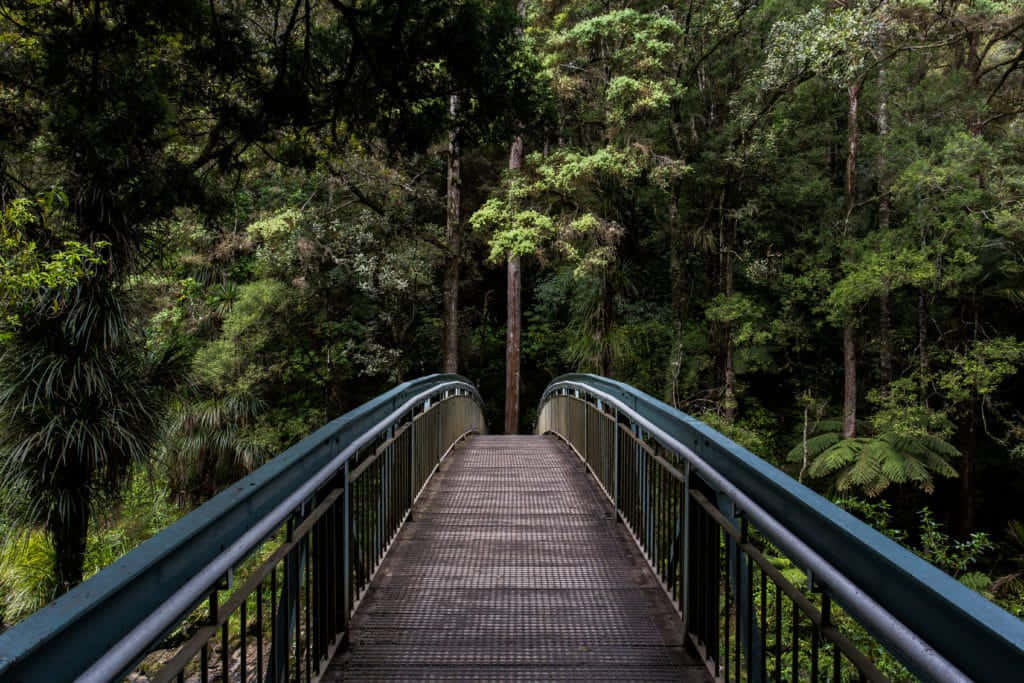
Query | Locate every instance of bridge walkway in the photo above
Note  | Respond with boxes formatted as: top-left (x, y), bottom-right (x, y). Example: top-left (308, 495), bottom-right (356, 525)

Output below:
top-left (325, 434), bottom-right (708, 681)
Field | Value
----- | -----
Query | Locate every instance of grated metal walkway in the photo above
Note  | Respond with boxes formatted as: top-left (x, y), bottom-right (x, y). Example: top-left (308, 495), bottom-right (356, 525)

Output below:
top-left (325, 434), bottom-right (708, 681)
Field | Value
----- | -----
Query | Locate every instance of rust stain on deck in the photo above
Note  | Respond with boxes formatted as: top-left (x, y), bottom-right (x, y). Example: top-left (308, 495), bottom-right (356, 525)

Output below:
top-left (325, 434), bottom-right (708, 681)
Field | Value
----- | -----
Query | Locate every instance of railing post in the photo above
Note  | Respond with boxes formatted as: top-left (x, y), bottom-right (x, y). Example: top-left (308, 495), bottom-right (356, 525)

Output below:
top-left (409, 408), bottom-right (416, 519)
top-left (681, 460), bottom-right (690, 634)
top-left (342, 460), bottom-right (351, 638)
top-left (583, 395), bottom-right (589, 466)
top-left (612, 408), bottom-right (620, 519)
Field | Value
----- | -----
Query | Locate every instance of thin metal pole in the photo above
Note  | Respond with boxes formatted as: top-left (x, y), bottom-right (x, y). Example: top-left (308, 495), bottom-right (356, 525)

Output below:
top-left (612, 408), bottom-right (620, 516)
top-left (585, 397), bottom-right (593, 466)
top-left (409, 408), bottom-right (416, 518)
top-left (681, 460), bottom-right (691, 634)
top-left (342, 460), bottom-right (351, 636)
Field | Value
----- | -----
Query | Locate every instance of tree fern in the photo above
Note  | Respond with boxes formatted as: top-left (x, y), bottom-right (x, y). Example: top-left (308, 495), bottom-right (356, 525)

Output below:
top-left (790, 420), bottom-right (960, 496)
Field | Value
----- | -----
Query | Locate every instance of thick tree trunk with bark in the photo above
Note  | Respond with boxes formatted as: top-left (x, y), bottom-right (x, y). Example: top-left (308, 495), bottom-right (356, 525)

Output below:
top-left (52, 502), bottom-right (89, 594)
top-left (443, 95), bottom-right (461, 373)
top-left (505, 134), bottom-right (524, 434)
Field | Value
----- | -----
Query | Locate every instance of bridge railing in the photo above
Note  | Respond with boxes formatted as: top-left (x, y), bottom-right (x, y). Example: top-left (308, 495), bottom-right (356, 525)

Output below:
top-left (538, 374), bottom-right (1024, 683)
top-left (0, 374), bottom-right (485, 682)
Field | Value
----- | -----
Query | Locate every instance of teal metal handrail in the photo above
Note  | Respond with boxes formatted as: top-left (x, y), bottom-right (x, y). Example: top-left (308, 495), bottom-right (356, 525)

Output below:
top-left (0, 374), bottom-right (484, 682)
top-left (538, 373), bottom-right (1024, 682)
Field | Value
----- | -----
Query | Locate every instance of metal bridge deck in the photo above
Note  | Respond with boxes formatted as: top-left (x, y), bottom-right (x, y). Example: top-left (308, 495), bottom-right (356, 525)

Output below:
top-left (326, 434), bottom-right (707, 681)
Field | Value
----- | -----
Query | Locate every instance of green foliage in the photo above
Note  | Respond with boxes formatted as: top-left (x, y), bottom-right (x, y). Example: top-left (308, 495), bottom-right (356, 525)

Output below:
top-left (4, 0), bottom-right (1024, 645)
top-left (0, 195), bottom-right (107, 340)
top-left (789, 422), bottom-right (959, 496)
top-left (939, 337), bottom-right (1024, 404)
top-left (868, 378), bottom-right (954, 440)
top-left (0, 530), bottom-right (57, 627)
top-left (700, 408), bottom-right (779, 461)
top-left (753, 3), bottom-right (878, 91)
top-left (0, 471), bottom-right (180, 627)
top-left (916, 508), bottom-right (993, 578)
top-left (471, 198), bottom-right (558, 261)
top-left (992, 520), bottom-right (1024, 606)
top-left (162, 393), bottom-right (269, 506)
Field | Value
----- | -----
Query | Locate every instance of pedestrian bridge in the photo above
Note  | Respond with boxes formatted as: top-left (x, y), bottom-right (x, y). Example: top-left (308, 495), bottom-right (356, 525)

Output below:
top-left (1, 374), bottom-right (1023, 682)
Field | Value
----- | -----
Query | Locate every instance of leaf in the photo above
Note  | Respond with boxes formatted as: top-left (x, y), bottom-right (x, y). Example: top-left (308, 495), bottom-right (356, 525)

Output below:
top-left (786, 432), bottom-right (840, 461)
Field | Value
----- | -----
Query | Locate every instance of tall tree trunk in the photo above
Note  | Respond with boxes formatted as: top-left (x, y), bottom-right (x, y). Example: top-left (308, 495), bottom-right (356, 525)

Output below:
top-left (842, 81), bottom-right (860, 438)
top-left (844, 82), bottom-right (860, 230)
top-left (443, 95), bottom-right (461, 373)
top-left (723, 217), bottom-right (736, 423)
top-left (843, 322), bottom-right (857, 438)
top-left (879, 288), bottom-right (893, 386)
top-left (919, 220), bottom-right (929, 388)
top-left (665, 186), bottom-right (687, 406)
top-left (876, 67), bottom-right (891, 232)
top-left (505, 134), bottom-right (524, 434)
top-left (876, 68), bottom-right (893, 388)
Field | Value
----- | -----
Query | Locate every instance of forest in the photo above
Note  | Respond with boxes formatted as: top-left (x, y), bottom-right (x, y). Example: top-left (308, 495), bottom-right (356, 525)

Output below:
top-left (2, 0), bottom-right (1024, 634)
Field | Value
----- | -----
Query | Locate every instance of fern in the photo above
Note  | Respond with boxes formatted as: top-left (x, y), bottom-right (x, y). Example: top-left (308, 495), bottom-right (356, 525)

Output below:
top-left (793, 427), bottom-right (960, 496)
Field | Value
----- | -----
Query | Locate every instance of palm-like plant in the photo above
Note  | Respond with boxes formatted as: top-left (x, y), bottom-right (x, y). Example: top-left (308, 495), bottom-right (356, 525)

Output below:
top-left (787, 418), bottom-right (959, 496)
top-left (0, 1), bottom-right (225, 593)
top-left (0, 287), bottom-right (184, 591)
top-left (162, 391), bottom-right (269, 506)
top-left (992, 520), bottom-right (1024, 599)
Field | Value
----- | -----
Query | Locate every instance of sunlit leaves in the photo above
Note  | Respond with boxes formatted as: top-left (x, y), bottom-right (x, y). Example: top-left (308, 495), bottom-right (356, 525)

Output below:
top-left (0, 195), bottom-right (107, 340)
top-left (939, 337), bottom-right (1024, 404)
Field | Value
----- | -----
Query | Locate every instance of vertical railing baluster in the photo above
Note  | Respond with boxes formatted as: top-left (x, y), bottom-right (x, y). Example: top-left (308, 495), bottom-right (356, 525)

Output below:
top-left (792, 598), bottom-right (799, 683)
top-left (724, 526), bottom-right (731, 682)
top-left (682, 460), bottom-right (691, 635)
top-left (613, 415), bottom-right (620, 517)
top-left (342, 460), bottom-right (351, 641)
top-left (240, 594), bottom-right (248, 683)
top-left (221, 616), bottom-right (229, 682)
top-left (774, 582), bottom-right (781, 680)
top-left (258, 578), bottom-right (266, 683)
top-left (305, 532), bottom-right (312, 683)
top-left (760, 561), bottom-right (767, 681)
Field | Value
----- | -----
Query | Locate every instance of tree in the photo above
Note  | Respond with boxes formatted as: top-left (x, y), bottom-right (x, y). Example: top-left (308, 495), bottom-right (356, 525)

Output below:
top-left (0, 1), bottom-right (235, 590)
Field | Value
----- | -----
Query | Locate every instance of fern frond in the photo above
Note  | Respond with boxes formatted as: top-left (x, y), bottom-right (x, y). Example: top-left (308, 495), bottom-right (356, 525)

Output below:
top-left (880, 450), bottom-right (910, 484)
top-left (786, 432), bottom-right (842, 462)
top-left (921, 451), bottom-right (958, 479)
top-left (809, 418), bottom-right (846, 435)
top-left (848, 444), bottom-right (884, 487)
top-left (807, 440), bottom-right (859, 477)
top-left (902, 457), bottom-right (931, 487)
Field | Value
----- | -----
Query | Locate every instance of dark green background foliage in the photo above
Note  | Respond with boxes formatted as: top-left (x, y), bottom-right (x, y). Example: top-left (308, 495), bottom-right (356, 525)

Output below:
top-left (2, 0), bottom-right (1024, 629)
